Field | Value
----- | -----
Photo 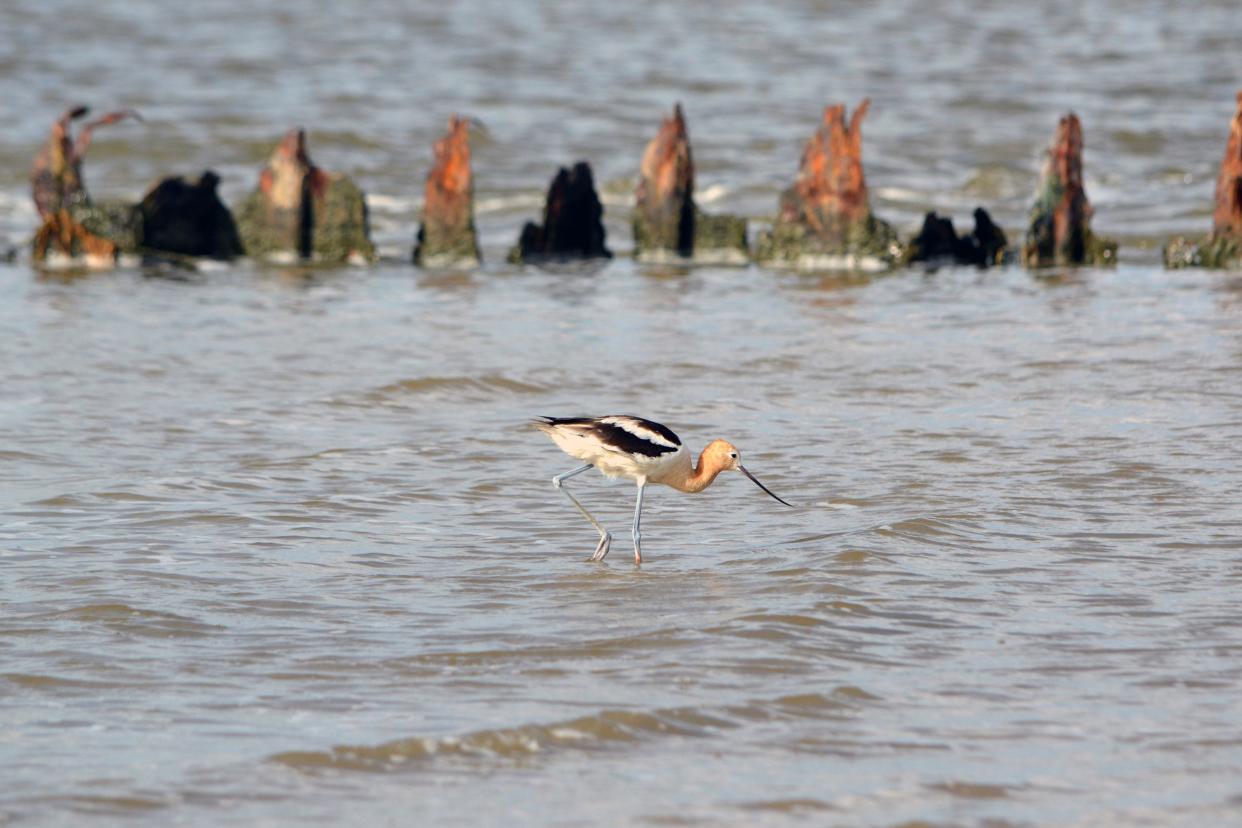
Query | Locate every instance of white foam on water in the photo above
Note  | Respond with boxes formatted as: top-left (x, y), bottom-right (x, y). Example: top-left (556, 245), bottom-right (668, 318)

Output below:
top-left (366, 193), bottom-right (421, 213)
top-left (599, 191), bottom-right (637, 208)
top-left (793, 253), bottom-right (892, 272)
top-left (36, 251), bottom-right (119, 271)
top-left (475, 193), bottom-right (545, 214)
top-left (697, 183), bottom-right (729, 204)
top-left (194, 258), bottom-right (230, 273)
top-left (0, 191), bottom-right (38, 218)
top-left (417, 252), bottom-right (481, 269)
top-left (873, 186), bottom-right (927, 204)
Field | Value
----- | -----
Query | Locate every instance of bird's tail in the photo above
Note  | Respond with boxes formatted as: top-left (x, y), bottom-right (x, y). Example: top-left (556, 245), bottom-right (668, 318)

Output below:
top-left (530, 416), bottom-right (558, 435)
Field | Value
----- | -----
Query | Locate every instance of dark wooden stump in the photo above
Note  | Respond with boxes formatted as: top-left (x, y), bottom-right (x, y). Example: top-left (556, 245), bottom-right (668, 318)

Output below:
top-left (140, 171), bottom-right (243, 260)
top-left (906, 208), bottom-right (1008, 267)
top-left (509, 162), bottom-right (611, 263)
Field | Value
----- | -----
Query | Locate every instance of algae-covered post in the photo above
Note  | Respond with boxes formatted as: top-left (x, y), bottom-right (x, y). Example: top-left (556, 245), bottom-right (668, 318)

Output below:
top-left (632, 104), bottom-right (749, 264)
top-left (509, 162), bottom-right (611, 264)
top-left (140, 172), bottom-right (244, 260)
top-left (1022, 113), bottom-right (1116, 267)
top-left (906, 208), bottom-right (1009, 267)
top-left (30, 105), bottom-right (143, 263)
top-left (31, 210), bottom-right (121, 267)
top-left (754, 99), bottom-right (902, 270)
top-left (413, 115), bottom-right (481, 268)
top-left (1164, 91), bottom-right (1242, 269)
top-left (235, 129), bottom-right (375, 264)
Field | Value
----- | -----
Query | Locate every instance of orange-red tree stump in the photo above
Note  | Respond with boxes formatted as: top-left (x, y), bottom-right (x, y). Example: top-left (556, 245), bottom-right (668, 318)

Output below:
top-left (1165, 91), bottom-right (1242, 269)
top-left (755, 100), bottom-right (901, 270)
top-left (633, 104), bottom-right (748, 264)
top-left (414, 116), bottom-right (480, 268)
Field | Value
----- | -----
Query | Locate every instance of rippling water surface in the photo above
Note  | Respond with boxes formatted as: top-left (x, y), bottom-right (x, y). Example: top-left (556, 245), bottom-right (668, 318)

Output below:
top-left (3, 1), bottom-right (1242, 826)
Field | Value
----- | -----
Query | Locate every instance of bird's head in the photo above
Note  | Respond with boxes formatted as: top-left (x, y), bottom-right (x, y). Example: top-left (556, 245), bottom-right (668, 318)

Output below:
top-left (703, 439), bottom-right (792, 507)
top-left (702, 439), bottom-right (742, 472)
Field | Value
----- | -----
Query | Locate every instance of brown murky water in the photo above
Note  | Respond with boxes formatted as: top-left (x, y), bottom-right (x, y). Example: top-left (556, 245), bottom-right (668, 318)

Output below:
top-left (3, 1), bottom-right (1242, 826)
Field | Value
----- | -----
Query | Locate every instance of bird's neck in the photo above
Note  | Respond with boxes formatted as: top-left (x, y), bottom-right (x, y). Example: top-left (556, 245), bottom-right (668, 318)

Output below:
top-left (667, 450), bottom-right (722, 494)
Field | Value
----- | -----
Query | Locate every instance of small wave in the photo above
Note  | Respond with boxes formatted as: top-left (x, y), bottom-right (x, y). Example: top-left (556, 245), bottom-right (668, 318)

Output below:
top-left (91, 490), bottom-right (173, 503)
top-left (348, 374), bottom-right (549, 405)
top-left (1, 449), bottom-right (51, 462)
top-left (932, 781), bottom-right (1013, 800)
top-left (271, 709), bottom-right (709, 772)
top-left (738, 798), bottom-right (833, 813)
top-left (879, 517), bottom-right (976, 542)
top-left (736, 612), bottom-right (830, 628)
top-left (1, 672), bottom-right (132, 690)
top-left (47, 794), bottom-right (169, 814)
top-left (271, 689), bottom-right (878, 773)
top-left (42, 603), bottom-right (216, 638)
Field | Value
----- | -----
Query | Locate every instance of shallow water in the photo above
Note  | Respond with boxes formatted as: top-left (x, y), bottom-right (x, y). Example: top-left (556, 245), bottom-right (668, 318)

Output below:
top-left (3, 2), bottom-right (1242, 826)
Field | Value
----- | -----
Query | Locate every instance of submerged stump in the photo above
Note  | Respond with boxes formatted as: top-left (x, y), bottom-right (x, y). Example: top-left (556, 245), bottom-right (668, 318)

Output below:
top-left (31, 208), bottom-right (120, 267)
top-left (905, 208), bottom-right (1009, 267)
top-left (632, 104), bottom-right (749, 265)
top-left (140, 172), bottom-right (243, 260)
top-left (235, 129), bottom-right (375, 264)
top-left (1022, 113), bottom-right (1116, 267)
top-left (509, 162), bottom-right (611, 263)
top-left (1165, 91), bottom-right (1242, 270)
top-left (29, 105), bottom-right (143, 263)
top-left (754, 100), bottom-right (901, 270)
top-left (413, 116), bottom-right (481, 268)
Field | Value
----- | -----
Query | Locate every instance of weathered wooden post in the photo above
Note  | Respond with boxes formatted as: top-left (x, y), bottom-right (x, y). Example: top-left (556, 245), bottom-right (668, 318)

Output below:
top-left (1022, 113), bottom-right (1116, 267)
top-left (1165, 92), bottom-right (1242, 269)
top-left (235, 128), bottom-right (375, 264)
top-left (413, 115), bottom-right (481, 268)
top-left (30, 106), bottom-right (142, 263)
top-left (509, 162), bottom-right (611, 263)
top-left (632, 104), bottom-right (749, 264)
top-left (755, 100), bottom-right (902, 270)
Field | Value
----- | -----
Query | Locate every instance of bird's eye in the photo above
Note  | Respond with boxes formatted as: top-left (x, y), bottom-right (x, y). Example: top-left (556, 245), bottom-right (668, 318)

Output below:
top-left (729, 452), bottom-right (738, 460)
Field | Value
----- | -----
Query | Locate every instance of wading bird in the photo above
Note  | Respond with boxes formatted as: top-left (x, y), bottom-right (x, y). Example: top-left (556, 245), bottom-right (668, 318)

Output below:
top-left (532, 415), bottom-right (792, 564)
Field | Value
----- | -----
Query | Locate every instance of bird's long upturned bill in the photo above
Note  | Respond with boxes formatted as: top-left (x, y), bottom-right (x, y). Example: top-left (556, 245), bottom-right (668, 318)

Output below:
top-left (739, 465), bottom-right (793, 507)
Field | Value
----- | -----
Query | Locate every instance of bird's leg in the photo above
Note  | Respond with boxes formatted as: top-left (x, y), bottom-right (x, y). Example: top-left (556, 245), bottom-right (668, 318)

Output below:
top-left (552, 464), bottom-right (611, 561)
top-left (631, 480), bottom-right (645, 565)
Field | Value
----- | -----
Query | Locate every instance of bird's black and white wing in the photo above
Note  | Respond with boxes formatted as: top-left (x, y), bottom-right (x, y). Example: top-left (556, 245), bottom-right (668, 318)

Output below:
top-left (532, 415), bottom-right (682, 462)
top-left (593, 416), bottom-right (681, 457)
